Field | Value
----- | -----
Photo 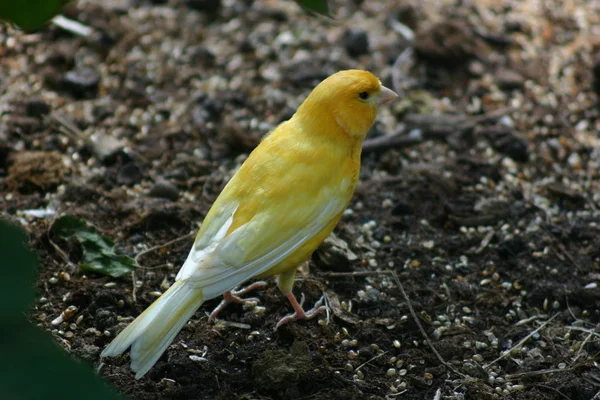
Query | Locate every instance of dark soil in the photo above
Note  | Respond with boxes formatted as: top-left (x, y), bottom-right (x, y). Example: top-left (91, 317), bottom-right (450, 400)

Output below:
top-left (2, 1), bottom-right (600, 399)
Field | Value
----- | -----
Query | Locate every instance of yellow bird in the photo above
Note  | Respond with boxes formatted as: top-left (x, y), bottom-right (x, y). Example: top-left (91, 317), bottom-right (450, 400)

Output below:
top-left (101, 70), bottom-right (397, 378)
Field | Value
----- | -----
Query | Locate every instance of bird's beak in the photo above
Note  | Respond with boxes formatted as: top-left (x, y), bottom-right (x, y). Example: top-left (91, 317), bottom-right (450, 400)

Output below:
top-left (379, 85), bottom-right (398, 105)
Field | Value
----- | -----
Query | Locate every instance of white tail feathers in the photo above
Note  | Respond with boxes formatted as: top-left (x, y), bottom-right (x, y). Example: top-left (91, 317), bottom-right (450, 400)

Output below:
top-left (100, 280), bottom-right (204, 379)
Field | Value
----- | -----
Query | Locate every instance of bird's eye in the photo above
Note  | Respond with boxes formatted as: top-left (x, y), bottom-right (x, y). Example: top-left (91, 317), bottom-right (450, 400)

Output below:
top-left (359, 91), bottom-right (369, 100)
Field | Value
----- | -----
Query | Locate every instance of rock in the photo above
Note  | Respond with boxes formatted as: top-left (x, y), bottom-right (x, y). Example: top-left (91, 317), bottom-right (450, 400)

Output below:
top-left (185, 0), bottom-right (221, 15)
top-left (544, 182), bottom-right (586, 209)
top-left (497, 238), bottom-right (527, 259)
top-left (148, 180), bottom-right (179, 201)
top-left (496, 69), bottom-right (525, 90)
top-left (479, 126), bottom-right (529, 162)
top-left (252, 345), bottom-right (311, 392)
top-left (117, 162), bottom-right (143, 186)
top-left (357, 346), bottom-right (375, 359)
top-left (7, 151), bottom-right (65, 193)
top-left (392, 201), bottom-right (413, 216)
top-left (90, 131), bottom-right (126, 161)
top-left (25, 99), bottom-right (51, 118)
top-left (62, 67), bottom-right (101, 99)
top-left (414, 20), bottom-right (487, 65)
top-left (344, 29), bottom-right (370, 57)
top-left (95, 309), bottom-right (116, 330)
top-left (78, 344), bottom-right (101, 362)
top-left (313, 233), bottom-right (357, 271)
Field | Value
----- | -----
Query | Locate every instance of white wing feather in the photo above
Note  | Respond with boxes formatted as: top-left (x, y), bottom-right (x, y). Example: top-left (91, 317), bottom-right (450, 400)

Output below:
top-left (176, 197), bottom-right (344, 300)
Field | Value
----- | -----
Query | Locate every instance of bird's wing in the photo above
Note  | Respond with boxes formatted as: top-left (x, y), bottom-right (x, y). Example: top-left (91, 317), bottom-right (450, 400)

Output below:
top-left (176, 176), bottom-right (349, 300)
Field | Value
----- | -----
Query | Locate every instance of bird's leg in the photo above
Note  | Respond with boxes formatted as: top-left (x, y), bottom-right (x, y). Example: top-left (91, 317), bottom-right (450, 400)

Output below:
top-left (208, 281), bottom-right (267, 322)
top-left (276, 292), bottom-right (326, 329)
top-left (275, 267), bottom-right (327, 329)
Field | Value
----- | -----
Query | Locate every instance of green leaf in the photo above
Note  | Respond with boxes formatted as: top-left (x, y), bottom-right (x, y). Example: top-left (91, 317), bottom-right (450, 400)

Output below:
top-left (294, 0), bottom-right (330, 16)
top-left (51, 215), bottom-right (136, 278)
top-left (0, 220), bottom-right (38, 320)
top-left (0, 0), bottom-right (72, 31)
top-left (0, 220), bottom-right (124, 399)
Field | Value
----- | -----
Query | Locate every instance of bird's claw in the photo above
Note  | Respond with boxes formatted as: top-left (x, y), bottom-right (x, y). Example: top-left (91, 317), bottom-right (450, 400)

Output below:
top-left (276, 295), bottom-right (326, 329)
top-left (208, 281), bottom-right (267, 322)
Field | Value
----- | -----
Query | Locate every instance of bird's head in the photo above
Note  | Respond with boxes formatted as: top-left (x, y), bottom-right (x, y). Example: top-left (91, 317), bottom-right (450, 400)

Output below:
top-left (295, 70), bottom-right (397, 139)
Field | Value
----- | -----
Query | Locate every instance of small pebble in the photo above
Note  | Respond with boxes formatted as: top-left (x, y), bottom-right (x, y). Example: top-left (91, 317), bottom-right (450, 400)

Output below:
top-left (148, 180), bottom-right (180, 201)
top-left (344, 29), bottom-right (369, 57)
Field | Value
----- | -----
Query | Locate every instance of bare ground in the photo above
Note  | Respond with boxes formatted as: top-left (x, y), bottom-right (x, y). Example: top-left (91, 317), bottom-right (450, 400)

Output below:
top-left (2, 0), bottom-right (600, 399)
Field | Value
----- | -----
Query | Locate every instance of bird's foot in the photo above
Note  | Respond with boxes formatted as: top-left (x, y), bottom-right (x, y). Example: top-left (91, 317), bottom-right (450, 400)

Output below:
top-left (208, 281), bottom-right (267, 322)
top-left (275, 292), bottom-right (326, 329)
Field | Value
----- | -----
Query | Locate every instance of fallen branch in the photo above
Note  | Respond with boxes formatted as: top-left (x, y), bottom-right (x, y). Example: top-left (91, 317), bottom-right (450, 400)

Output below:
top-left (362, 107), bottom-right (514, 154)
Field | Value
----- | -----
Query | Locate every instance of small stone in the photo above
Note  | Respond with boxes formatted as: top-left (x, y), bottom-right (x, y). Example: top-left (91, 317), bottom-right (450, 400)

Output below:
top-left (90, 132), bottom-right (126, 161)
top-left (148, 180), bottom-right (179, 201)
top-left (185, 0), bottom-right (221, 15)
top-left (25, 98), bottom-right (51, 118)
top-left (386, 368), bottom-right (397, 377)
top-left (117, 162), bottom-right (143, 186)
top-left (78, 344), bottom-right (100, 362)
top-left (344, 29), bottom-right (369, 57)
top-left (391, 201), bottom-right (413, 216)
top-left (95, 309), bottom-right (116, 330)
top-left (62, 67), bottom-right (100, 99)
top-left (189, 355), bottom-right (208, 363)
top-left (497, 69), bottom-right (525, 90)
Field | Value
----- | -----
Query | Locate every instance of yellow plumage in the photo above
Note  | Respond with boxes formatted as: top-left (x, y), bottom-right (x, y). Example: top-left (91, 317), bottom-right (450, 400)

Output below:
top-left (101, 70), bottom-right (397, 378)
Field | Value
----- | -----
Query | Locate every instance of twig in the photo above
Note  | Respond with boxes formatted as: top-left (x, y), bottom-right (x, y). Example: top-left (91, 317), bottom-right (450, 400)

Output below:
top-left (134, 231), bottom-right (195, 264)
top-left (566, 326), bottom-right (600, 338)
top-left (534, 384), bottom-right (572, 400)
top-left (52, 15), bottom-right (93, 37)
top-left (391, 47), bottom-right (415, 97)
top-left (47, 113), bottom-right (86, 142)
top-left (322, 271), bottom-right (392, 278)
top-left (131, 270), bottom-right (137, 303)
top-left (362, 107), bottom-right (514, 154)
top-left (515, 315), bottom-right (540, 326)
top-left (355, 350), bottom-right (389, 372)
top-left (571, 331), bottom-right (594, 366)
top-left (47, 218), bottom-right (78, 271)
top-left (484, 313), bottom-right (560, 369)
top-left (215, 320), bottom-right (251, 330)
top-left (506, 367), bottom-right (573, 380)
